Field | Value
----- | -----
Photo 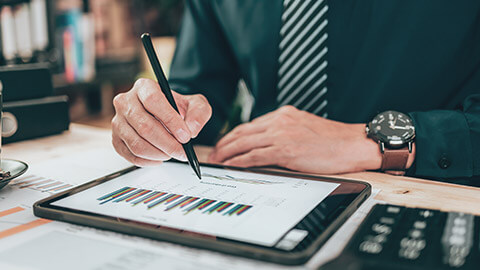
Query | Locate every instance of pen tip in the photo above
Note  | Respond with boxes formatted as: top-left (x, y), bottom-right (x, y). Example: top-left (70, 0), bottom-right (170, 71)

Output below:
top-left (195, 167), bottom-right (202, 180)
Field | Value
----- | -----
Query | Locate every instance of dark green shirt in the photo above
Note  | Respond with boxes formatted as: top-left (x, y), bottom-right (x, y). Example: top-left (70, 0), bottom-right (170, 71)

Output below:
top-left (169, 0), bottom-right (480, 183)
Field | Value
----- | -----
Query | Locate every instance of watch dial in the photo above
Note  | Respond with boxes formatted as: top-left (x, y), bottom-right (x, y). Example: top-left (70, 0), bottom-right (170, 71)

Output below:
top-left (369, 111), bottom-right (415, 144)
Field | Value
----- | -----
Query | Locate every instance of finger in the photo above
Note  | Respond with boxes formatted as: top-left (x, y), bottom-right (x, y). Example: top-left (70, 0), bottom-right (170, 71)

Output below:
top-left (223, 147), bottom-right (278, 167)
top-left (183, 94), bottom-right (212, 138)
top-left (134, 78), bottom-right (191, 143)
top-left (114, 115), bottom-right (184, 161)
top-left (172, 91), bottom-right (188, 118)
top-left (210, 133), bottom-right (272, 163)
top-left (120, 96), bottom-right (187, 161)
top-left (112, 135), bottom-right (164, 167)
top-left (215, 121), bottom-right (269, 149)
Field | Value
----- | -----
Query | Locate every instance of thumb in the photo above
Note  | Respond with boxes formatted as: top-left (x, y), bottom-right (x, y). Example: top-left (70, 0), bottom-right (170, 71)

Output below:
top-left (183, 94), bottom-right (213, 138)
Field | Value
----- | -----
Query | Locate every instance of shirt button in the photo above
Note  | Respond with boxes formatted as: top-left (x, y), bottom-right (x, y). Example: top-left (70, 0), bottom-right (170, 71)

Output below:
top-left (438, 156), bottom-right (451, 169)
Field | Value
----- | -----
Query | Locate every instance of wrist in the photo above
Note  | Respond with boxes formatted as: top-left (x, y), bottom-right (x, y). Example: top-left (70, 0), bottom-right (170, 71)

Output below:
top-left (353, 124), bottom-right (383, 171)
top-left (360, 123), bottom-right (416, 171)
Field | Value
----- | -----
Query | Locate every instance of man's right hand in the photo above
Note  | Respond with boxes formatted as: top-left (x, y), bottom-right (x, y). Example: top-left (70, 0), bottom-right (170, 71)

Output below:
top-left (112, 78), bottom-right (212, 166)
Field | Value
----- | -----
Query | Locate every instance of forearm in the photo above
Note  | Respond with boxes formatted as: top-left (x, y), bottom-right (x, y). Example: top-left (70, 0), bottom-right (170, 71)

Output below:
top-left (407, 94), bottom-right (480, 180)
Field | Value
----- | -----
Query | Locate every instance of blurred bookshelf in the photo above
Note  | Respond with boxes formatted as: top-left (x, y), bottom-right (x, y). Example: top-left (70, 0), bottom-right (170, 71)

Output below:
top-left (0, 0), bottom-right (149, 124)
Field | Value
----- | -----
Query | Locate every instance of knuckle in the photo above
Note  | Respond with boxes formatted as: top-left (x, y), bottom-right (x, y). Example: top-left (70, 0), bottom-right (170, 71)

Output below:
top-left (134, 78), bottom-right (152, 89)
top-left (233, 123), bottom-right (248, 135)
top-left (162, 112), bottom-right (181, 128)
top-left (195, 94), bottom-right (208, 104)
top-left (113, 93), bottom-right (125, 109)
top-left (279, 105), bottom-right (297, 114)
top-left (136, 117), bottom-right (152, 137)
top-left (128, 138), bottom-right (145, 157)
top-left (141, 91), bottom-right (159, 110)
top-left (272, 115), bottom-right (289, 126)
top-left (111, 116), bottom-right (119, 130)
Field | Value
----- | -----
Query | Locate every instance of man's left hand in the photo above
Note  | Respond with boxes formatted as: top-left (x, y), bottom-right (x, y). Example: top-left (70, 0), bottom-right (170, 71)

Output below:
top-left (208, 105), bottom-right (394, 174)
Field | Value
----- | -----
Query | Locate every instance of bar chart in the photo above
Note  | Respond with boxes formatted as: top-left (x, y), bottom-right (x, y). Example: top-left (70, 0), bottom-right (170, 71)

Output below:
top-left (9, 175), bottom-right (73, 194)
top-left (97, 187), bottom-right (253, 217)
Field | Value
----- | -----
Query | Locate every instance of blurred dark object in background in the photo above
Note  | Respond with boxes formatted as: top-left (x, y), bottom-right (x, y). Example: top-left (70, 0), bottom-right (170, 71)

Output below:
top-left (0, 64), bottom-right (70, 143)
top-left (137, 0), bottom-right (184, 37)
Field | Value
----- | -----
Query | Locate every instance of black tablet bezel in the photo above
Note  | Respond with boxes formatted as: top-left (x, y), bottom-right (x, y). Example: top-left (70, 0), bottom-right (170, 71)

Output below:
top-left (33, 162), bottom-right (371, 265)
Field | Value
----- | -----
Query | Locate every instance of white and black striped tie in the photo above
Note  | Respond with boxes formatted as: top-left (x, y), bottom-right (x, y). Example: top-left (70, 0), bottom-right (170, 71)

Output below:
top-left (277, 0), bottom-right (328, 118)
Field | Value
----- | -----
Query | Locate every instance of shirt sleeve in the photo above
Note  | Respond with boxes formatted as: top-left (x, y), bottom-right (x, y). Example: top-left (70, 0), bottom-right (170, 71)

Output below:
top-left (168, 0), bottom-right (240, 145)
top-left (408, 94), bottom-right (480, 180)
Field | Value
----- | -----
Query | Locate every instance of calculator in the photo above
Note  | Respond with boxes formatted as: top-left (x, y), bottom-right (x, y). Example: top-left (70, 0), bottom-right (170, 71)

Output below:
top-left (321, 204), bottom-right (479, 270)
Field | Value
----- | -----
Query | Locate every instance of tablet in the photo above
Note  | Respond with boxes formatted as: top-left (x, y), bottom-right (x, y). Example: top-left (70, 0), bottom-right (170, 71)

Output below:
top-left (34, 162), bottom-right (370, 265)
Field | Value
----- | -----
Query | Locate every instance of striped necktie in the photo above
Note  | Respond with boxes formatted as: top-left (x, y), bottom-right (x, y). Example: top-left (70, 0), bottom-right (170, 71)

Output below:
top-left (277, 0), bottom-right (329, 118)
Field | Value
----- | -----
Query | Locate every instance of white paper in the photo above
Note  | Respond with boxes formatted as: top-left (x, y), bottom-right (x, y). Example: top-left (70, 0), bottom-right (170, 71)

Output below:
top-left (53, 162), bottom-right (340, 246)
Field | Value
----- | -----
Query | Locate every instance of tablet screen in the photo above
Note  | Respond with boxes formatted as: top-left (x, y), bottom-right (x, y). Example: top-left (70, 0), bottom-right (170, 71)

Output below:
top-left (52, 162), bottom-right (340, 247)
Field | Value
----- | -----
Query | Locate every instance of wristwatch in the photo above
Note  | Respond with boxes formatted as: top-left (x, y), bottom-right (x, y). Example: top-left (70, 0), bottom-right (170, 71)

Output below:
top-left (366, 111), bottom-right (415, 175)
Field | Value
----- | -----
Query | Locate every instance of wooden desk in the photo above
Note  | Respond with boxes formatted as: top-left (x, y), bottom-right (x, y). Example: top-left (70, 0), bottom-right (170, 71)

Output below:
top-left (5, 124), bottom-right (480, 216)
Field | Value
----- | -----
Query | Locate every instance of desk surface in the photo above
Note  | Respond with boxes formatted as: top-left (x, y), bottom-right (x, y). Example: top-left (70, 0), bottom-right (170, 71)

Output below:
top-left (4, 123), bottom-right (480, 215)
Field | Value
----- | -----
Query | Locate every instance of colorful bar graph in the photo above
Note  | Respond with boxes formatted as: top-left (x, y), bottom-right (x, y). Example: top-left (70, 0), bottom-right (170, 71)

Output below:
top-left (97, 187), bottom-right (253, 217)
top-left (165, 196), bottom-right (192, 211)
top-left (114, 189), bottom-right (146, 203)
top-left (224, 204), bottom-right (244, 216)
top-left (126, 190), bottom-right (151, 202)
top-left (148, 194), bottom-right (176, 209)
top-left (217, 203), bottom-right (233, 213)
top-left (131, 191), bottom-right (159, 205)
top-left (184, 198), bottom-right (209, 214)
top-left (143, 192), bottom-right (167, 204)
top-left (236, 205), bottom-right (252, 216)
top-left (99, 188), bottom-right (136, 205)
top-left (204, 201), bottom-right (225, 214)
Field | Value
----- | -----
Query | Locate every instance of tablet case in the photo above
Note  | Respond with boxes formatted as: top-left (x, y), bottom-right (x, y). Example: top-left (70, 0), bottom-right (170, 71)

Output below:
top-left (2, 96), bottom-right (70, 144)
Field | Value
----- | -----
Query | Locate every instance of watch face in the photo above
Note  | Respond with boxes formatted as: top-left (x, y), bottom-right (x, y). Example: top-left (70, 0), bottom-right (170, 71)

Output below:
top-left (368, 111), bottom-right (415, 146)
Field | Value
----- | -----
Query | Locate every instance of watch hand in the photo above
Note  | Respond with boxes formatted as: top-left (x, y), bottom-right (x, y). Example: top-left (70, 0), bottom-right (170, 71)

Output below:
top-left (391, 126), bottom-right (412, 130)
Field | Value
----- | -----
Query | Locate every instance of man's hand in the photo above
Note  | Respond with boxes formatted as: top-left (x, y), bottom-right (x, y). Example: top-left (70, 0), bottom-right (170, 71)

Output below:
top-left (112, 78), bottom-right (212, 166)
top-left (209, 105), bottom-right (412, 174)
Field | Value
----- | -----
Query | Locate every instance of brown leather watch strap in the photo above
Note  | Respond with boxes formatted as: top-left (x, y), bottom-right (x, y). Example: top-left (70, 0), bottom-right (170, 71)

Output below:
top-left (381, 147), bottom-right (410, 176)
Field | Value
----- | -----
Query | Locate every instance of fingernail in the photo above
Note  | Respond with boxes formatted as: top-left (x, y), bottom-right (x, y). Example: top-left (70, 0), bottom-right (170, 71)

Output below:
top-left (180, 153), bottom-right (187, 162)
top-left (177, 129), bottom-right (190, 143)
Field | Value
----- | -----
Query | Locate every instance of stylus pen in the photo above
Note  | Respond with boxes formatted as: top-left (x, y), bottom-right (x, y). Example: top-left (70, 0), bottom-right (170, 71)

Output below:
top-left (141, 33), bottom-right (202, 180)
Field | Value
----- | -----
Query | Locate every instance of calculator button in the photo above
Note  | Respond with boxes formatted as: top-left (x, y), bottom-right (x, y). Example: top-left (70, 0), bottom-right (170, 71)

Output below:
top-left (413, 221), bottom-right (426, 230)
top-left (379, 217), bottom-right (395, 225)
top-left (372, 223), bottom-right (392, 235)
top-left (441, 212), bottom-right (474, 268)
top-left (408, 229), bottom-right (422, 238)
top-left (340, 205), bottom-right (479, 270)
top-left (387, 206), bottom-right (401, 214)
top-left (359, 240), bottom-right (383, 254)
top-left (400, 238), bottom-right (426, 250)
